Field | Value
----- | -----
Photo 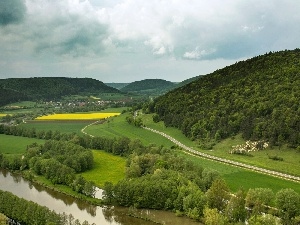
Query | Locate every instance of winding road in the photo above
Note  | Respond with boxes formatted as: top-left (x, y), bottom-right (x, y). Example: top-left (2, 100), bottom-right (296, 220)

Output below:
top-left (143, 126), bottom-right (300, 183)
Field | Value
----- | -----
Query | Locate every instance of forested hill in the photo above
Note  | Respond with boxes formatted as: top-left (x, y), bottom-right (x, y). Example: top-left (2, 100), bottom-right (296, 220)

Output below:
top-left (151, 49), bottom-right (300, 146)
top-left (0, 77), bottom-right (120, 105)
top-left (105, 83), bottom-right (129, 90)
top-left (120, 79), bottom-right (176, 95)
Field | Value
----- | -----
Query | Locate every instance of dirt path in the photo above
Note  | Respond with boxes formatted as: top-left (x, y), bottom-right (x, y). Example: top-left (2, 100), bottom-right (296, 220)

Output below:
top-left (81, 120), bottom-right (103, 137)
top-left (143, 127), bottom-right (300, 183)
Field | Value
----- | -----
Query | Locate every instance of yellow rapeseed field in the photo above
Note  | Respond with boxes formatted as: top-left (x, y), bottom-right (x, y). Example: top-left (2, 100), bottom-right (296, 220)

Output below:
top-left (35, 113), bottom-right (120, 120)
top-left (0, 114), bottom-right (7, 117)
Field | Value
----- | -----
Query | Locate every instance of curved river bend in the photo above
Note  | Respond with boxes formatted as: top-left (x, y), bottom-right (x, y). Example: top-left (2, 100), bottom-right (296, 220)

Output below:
top-left (0, 170), bottom-right (203, 225)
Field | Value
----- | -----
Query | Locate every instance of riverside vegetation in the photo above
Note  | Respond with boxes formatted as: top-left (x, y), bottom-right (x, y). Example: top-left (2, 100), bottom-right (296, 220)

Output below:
top-left (0, 49), bottom-right (299, 224)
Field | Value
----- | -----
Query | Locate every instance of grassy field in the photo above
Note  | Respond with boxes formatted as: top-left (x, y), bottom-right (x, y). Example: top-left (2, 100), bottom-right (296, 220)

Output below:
top-left (35, 112), bottom-right (120, 120)
top-left (85, 112), bottom-right (175, 146)
top-left (138, 114), bottom-right (300, 177)
top-left (81, 150), bottom-right (126, 187)
top-left (178, 151), bottom-right (300, 195)
top-left (211, 136), bottom-right (300, 176)
top-left (21, 120), bottom-right (91, 135)
top-left (20, 109), bottom-right (127, 134)
top-left (1, 101), bottom-right (45, 114)
top-left (0, 134), bottom-right (44, 154)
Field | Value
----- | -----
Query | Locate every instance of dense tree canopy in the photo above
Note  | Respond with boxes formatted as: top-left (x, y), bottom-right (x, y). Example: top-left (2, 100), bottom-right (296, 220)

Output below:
top-left (0, 77), bottom-right (120, 105)
top-left (151, 49), bottom-right (300, 146)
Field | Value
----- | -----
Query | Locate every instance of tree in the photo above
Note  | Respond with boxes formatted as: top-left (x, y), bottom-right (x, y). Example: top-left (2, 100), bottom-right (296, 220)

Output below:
top-left (275, 188), bottom-right (300, 224)
top-left (103, 182), bottom-right (114, 204)
top-left (248, 214), bottom-right (282, 225)
top-left (246, 188), bottom-right (274, 216)
top-left (83, 181), bottom-right (96, 197)
top-left (225, 189), bottom-right (247, 223)
top-left (72, 175), bottom-right (86, 194)
top-left (206, 179), bottom-right (230, 212)
top-left (203, 207), bottom-right (227, 225)
top-left (183, 190), bottom-right (207, 219)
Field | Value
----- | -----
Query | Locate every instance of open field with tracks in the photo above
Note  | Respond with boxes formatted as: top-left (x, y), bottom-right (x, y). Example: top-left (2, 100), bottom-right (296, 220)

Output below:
top-left (138, 114), bottom-right (300, 177)
top-left (85, 112), bottom-right (175, 146)
top-left (178, 151), bottom-right (300, 194)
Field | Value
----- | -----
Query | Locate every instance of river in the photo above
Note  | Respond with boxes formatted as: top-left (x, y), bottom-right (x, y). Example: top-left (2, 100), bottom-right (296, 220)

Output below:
top-left (0, 169), bottom-right (203, 225)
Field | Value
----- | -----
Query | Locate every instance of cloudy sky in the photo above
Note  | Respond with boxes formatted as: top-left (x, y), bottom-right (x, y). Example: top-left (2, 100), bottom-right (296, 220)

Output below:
top-left (0, 0), bottom-right (299, 82)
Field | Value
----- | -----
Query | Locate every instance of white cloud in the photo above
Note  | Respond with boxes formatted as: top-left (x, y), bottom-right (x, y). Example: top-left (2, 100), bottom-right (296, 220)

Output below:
top-left (183, 48), bottom-right (216, 60)
top-left (0, 0), bottom-right (300, 82)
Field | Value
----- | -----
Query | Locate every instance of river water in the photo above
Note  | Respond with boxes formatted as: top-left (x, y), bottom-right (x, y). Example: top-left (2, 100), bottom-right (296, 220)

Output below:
top-left (0, 169), bottom-right (203, 225)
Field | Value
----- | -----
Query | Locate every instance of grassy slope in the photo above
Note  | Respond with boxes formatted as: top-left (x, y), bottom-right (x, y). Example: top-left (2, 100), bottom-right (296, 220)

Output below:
top-left (85, 112), bottom-right (175, 146)
top-left (140, 114), bottom-right (300, 177)
top-left (178, 151), bottom-right (300, 194)
top-left (0, 134), bottom-right (45, 154)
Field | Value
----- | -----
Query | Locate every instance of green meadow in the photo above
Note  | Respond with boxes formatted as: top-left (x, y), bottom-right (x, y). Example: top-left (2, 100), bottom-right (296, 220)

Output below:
top-left (20, 121), bottom-right (91, 135)
top-left (0, 134), bottom-right (44, 155)
top-left (81, 150), bottom-right (126, 187)
top-left (85, 112), bottom-right (175, 146)
top-left (178, 151), bottom-right (300, 194)
top-left (139, 113), bottom-right (300, 177)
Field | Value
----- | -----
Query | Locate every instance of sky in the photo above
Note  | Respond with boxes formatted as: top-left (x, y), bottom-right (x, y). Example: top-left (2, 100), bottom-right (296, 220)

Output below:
top-left (0, 0), bottom-right (300, 83)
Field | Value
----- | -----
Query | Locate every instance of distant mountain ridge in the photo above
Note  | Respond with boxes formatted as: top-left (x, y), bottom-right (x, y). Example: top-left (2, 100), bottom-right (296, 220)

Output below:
top-left (120, 79), bottom-right (176, 95)
top-left (151, 49), bottom-right (300, 146)
top-left (0, 77), bottom-right (120, 106)
top-left (105, 83), bottom-right (129, 90)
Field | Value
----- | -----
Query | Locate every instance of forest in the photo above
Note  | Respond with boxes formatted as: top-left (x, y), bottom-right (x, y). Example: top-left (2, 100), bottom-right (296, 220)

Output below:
top-left (151, 49), bottom-right (300, 147)
top-left (0, 77), bottom-right (120, 106)
top-left (120, 79), bottom-right (176, 95)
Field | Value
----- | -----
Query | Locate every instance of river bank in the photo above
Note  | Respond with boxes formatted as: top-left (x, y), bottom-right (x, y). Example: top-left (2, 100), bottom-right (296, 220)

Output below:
top-left (0, 169), bottom-right (204, 225)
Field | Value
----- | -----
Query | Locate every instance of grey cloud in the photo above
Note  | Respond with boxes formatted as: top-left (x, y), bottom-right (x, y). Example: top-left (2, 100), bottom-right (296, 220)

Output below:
top-left (0, 0), bottom-right (26, 26)
top-left (31, 15), bottom-right (109, 57)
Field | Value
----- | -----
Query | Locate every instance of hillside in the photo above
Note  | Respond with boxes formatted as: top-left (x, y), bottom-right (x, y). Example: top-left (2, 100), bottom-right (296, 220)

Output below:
top-left (0, 77), bottom-right (120, 106)
top-left (120, 79), bottom-right (176, 95)
top-left (175, 75), bottom-right (203, 88)
top-left (105, 83), bottom-right (129, 90)
top-left (151, 49), bottom-right (300, 146)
